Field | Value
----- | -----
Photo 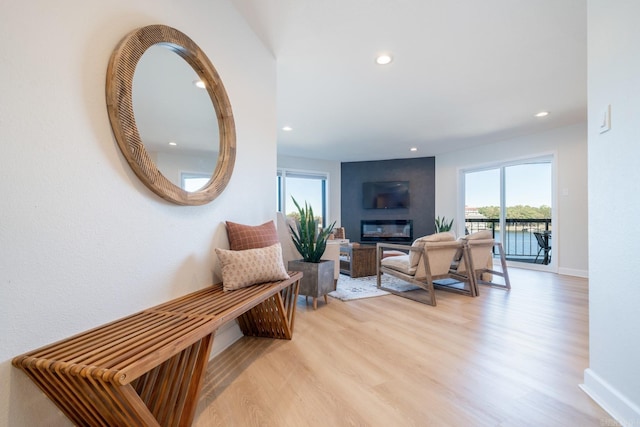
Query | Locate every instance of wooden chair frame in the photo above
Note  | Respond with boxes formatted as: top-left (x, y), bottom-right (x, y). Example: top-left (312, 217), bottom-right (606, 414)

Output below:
top-left (454, 239), bottom-right (511, 291)
top-left (376, 241), bottom-right (477, 306)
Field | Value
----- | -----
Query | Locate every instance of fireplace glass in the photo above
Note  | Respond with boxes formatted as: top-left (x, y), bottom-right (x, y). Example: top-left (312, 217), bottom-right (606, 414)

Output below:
top-left (360, 220), bottom-right (413, 243)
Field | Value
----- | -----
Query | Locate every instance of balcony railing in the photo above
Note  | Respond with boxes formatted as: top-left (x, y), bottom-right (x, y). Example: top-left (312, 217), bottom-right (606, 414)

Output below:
top-left (465, 218), bottom-right (551, 264)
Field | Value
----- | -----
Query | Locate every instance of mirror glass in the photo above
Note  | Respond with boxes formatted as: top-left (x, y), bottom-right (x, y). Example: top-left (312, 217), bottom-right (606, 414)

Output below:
top-left (133, 45), bottom-right (219, 191)
top-left (106, 25), bottom-right (236, 206)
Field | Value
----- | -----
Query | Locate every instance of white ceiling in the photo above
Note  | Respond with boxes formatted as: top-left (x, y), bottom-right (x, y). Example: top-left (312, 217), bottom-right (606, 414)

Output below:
top-left (231, 0), bottom-right (587, 162)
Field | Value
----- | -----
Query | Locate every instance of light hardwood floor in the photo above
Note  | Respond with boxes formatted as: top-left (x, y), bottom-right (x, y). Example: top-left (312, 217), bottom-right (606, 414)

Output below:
top-left (194, 268), bottom-right (618, 426)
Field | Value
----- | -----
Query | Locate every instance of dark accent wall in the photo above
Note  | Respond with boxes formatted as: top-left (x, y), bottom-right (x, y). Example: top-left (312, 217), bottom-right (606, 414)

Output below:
top-left (341, 157), bottom-right (436, 243)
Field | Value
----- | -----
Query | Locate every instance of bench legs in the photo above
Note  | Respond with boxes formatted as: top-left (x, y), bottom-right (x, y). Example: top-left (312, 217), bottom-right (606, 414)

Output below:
top-left (236, 282), bottom-right (300, 339)
top-left (20, 334), bottom-right (214, 427)
top-left (14, 278), bottom-right (300, 427)
top-left (134, 334), bottom-right (214, 426)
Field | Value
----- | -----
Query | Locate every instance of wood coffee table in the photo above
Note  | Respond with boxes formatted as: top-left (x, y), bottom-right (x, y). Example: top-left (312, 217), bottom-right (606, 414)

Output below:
top-left (339, 244), bottom-right (377, 278)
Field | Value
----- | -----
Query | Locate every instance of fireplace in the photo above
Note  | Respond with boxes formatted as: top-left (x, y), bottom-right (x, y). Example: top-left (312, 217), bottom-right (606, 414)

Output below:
top-left (360, 220), bottom-right (413, 243)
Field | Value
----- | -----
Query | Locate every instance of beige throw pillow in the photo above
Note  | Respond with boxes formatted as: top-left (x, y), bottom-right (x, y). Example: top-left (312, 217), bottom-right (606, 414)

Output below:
top-left (215, 243), bottom-right (290, 291)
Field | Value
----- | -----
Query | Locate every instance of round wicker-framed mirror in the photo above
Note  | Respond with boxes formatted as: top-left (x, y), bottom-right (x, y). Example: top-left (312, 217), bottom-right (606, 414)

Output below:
top-left (106, 24), bottom-right (235, 205)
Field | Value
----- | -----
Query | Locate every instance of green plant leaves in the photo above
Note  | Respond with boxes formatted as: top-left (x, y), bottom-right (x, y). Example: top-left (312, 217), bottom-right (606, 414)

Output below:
top-left (289, 197), bottom-right (335, 262)
top-left (435, 216), bottom-right (454, 232)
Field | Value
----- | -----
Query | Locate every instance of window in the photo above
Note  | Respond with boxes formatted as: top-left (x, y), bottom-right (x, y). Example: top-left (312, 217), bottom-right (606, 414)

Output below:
top-left (181, 172), bottom-right (211, 192)
top-left (277, 169), bottom-right (329, 227)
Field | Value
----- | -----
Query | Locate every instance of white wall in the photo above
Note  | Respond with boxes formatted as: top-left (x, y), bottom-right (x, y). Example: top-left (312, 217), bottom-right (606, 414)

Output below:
top-left (0, 1), bottom-right (275, 426)
top-left (582, 1), bottom-right (640, 424)
top-left (435, 123), bottom-right (588, 277)
top-left (277, 154), bottom-right (342, 226)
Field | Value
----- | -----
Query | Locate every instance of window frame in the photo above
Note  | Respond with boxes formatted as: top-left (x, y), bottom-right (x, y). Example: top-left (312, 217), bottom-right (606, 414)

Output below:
top-left (277, 168), bottom-right (330, 228)
top-left (458, 154), bottom-right (556, 270)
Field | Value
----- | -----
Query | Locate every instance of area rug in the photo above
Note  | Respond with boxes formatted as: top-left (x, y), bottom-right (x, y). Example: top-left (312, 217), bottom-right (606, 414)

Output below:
top-left (328, 274), bottom-right (421, 301)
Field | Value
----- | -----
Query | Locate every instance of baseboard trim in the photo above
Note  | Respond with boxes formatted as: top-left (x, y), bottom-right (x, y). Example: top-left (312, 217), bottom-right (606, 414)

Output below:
top-left (209, 322), bottom-right (243, 359)
top-left (558, 267), bottom-right (588, 278)
top-left (581, 368), bottom-right (640, 426)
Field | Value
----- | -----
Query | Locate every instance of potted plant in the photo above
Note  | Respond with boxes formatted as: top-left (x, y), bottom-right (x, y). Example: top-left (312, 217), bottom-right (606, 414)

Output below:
top-left (287, 197), bottom-right (336, 309)
top-left (435, 216), bottom-right (454, 232)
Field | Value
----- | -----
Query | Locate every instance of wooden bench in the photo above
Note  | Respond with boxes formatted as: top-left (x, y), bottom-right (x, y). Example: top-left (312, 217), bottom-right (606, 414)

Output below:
top-left (12, 271), bottom-right (302, 427)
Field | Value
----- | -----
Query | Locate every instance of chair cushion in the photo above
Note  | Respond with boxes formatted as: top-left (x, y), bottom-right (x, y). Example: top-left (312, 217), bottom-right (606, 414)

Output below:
top-left (462, 229), bottom-right (493, 240)
top-left (381, 254), bottom-right (416, 275)
top-left (409, 231), bottom-right (456, 267)
top-left (456, 231), bottom-right (495, 273)
top-left (215, 243), bottom-right (290, 291)
top-left (226, 220), bottom-right (279, 251)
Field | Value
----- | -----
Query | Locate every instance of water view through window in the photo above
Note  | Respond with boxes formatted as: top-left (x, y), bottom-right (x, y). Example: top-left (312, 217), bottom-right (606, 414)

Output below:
top-left (465, 160), bottom-right (552, 264)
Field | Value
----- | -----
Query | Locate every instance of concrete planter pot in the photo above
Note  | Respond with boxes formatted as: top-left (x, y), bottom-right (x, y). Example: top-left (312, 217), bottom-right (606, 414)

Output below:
top-left (288, 259), bottom-right (335, 310)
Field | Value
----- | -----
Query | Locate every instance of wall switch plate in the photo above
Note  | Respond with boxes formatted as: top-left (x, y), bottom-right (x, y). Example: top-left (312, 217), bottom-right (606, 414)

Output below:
top-left (599, 104), bottom-right (611, 133)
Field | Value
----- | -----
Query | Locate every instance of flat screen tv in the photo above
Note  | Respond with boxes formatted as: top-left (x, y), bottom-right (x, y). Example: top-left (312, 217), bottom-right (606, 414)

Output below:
top-left (362, 181), bottom-right (410, 209)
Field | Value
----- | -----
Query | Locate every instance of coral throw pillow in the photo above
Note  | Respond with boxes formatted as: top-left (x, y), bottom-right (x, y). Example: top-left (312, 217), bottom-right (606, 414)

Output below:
top-left (215, 243), bottom-right (290, 291)
top-left (225, 220), bottom-right (279, 251)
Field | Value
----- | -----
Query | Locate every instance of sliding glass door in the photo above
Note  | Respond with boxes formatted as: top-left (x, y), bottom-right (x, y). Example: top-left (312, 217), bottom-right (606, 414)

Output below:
top-left (464, 168), bottom-right (501, 235)
top-left (504, 162), bottom-right (552, 264)
top-left (463, 157), bottom-right (553, 267)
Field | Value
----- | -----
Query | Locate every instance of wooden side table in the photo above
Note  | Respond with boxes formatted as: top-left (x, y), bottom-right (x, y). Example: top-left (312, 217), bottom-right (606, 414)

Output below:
top-left (339, 244), bottom-right (377, 277)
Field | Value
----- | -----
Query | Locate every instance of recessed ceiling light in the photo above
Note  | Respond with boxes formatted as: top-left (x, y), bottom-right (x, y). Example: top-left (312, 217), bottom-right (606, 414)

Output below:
top-left (193, 80), bottom-right (206, 89)
top-left (168, 141), bottom-right (177, 146)
top-left (535, 111), bottom-right (550, 118)
top-left (410, 147), bottom-right (418, 152)
top-left (282, 126), bottom-right (293, 131)
top-left (376, 54), bottom-right (393, 65)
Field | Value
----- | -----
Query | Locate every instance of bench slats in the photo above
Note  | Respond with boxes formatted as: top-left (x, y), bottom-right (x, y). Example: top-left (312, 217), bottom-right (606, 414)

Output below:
top-left (13, 272), bottom-right (301, 426)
